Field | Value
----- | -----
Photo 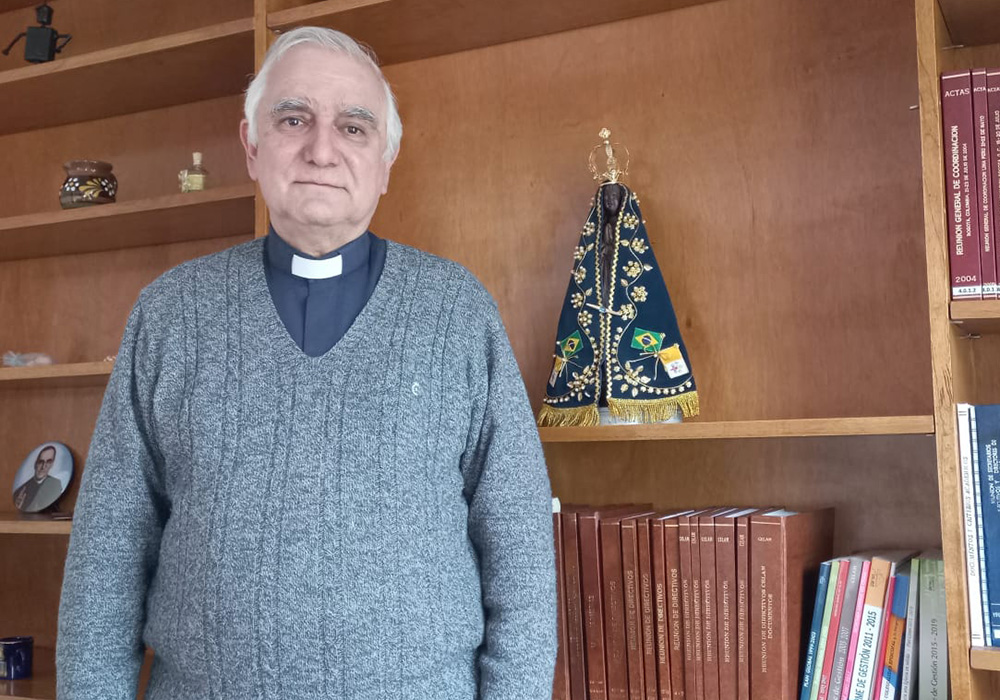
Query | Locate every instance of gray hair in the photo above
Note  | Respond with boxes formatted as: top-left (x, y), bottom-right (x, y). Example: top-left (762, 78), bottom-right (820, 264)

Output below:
top-left (243, 26), bottom-right (402, 162)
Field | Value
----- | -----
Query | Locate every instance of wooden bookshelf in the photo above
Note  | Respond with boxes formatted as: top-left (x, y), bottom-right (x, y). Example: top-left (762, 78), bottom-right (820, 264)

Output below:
top-left (971, 647), bottom-right (1000, 672)
top-left (0, 18), bottom-right (254, 135)
top-left (0, 516), bottom-right (71, 536)
top-left (538, 416), bottom-right (934, 443)
top-left (935, 0), bottom-right (1000, 48)
top-left (0, 647), bottom-right (53, 700)
top-left (952, 300), bottom-right (1000, 335)
top-left (268, 0), bottom-right (718, 66)
top-left (0, 184), bottom-right (255, 261)
top-left (0, 362), bottom-right (112, 389)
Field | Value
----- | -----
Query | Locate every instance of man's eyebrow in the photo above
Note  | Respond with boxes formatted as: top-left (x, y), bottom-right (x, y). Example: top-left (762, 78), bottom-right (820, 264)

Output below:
top-left (341, 106), bottom-right (378, 128)
top-left (270, 97), bottom-right (314, 116)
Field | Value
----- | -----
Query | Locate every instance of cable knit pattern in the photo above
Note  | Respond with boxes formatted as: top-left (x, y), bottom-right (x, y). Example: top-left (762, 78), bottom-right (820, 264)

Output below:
top-left (56, 238), bottom-right (557, 700)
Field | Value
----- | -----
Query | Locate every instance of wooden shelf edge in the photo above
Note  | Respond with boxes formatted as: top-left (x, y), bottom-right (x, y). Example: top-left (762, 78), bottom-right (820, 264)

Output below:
top-left (0, 184), bottom-right (256, 234)
top-left (0, 518), bottom-right (72, 535)
top-left (970, 646), bottom-right (1000, 671)
top-left (537, 415), bottom-right (935, 442)
top-left (0, 361), bottom-right (113, 388)
top-left (0, 17), bottom-right (254, 88)
top-left (0, 646), bottom-right (54, 700)
top-left (268, 0), bottom-right (389, 29)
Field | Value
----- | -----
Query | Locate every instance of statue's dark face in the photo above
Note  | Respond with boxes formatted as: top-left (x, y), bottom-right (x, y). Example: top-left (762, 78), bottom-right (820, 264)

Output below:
top-left (603, 184), bottom-right (622, 212)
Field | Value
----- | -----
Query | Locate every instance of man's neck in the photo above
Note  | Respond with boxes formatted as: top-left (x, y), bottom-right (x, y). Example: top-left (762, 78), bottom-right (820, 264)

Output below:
top-left (269, 219), bottom-right (368, 258)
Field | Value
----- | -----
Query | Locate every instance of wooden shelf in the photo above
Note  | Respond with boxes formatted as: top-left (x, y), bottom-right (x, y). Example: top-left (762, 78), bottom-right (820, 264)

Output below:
top-left (268, 0), bottom-right (719, 66)
top-left (0, 646), bottom-right (53, 700)
top-left (537, 416), bottom-right (935, 443)
top-left (937, 0), bottom-right (1000, 48)
top-left (970, 646), bottom-right (1000, 671)
top-left (950, 300), bottom-right (1000, 335)
top-left (0, 18), bottom-right (254, 135)
top-left (0, 362), bottom-right (112, 389)
top-left (0, 0), bottom-right (35, 13)
top-left (0, 516), bottom-right (71, 536)
top-left (0, 184), bottom-right (256, 261)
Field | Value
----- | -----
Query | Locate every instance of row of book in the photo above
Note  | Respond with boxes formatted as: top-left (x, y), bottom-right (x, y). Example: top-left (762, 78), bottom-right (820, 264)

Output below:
top-left (550, 502), bottom-right (833, 700)
top-left (942, 68), bottom-right (1000, 300)
top-left (798, 551), bottom-right (947, 700)
top-left (956, 403), bottom-right (1000, 648)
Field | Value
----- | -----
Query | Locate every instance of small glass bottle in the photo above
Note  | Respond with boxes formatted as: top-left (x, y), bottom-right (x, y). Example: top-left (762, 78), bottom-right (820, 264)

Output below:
top-left (178, 152), bottom-right (208, 192)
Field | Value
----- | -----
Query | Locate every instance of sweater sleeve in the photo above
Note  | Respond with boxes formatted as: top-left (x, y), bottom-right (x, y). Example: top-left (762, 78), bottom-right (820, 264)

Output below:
top-left (57, 295), bottom-right (171, 699)
top-left (459, 294), bottom-right (558, 700)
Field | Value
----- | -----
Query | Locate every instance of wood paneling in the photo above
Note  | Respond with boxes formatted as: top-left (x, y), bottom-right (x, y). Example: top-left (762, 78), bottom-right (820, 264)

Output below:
top-left (546, 434), bottom-right (940, 555)
top-left (376, 0), bottom-right (931, 422)
top-left (0, 94), bottom-right (248, 218)
top-left (0, 536), bottom-right (69, 648)
top-left (0, 19), bottom-right (253, 135)
top-left (268, 0), bottom-right (720, 66)
top-left (935, 0), bottom-right (1000, 48)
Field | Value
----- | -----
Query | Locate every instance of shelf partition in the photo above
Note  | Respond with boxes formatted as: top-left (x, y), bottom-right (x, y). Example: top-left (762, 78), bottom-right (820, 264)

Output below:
top-left (0, 362), bottom-right (112, 389)
top-left (537, 415), bottom-right (935, 443)
top-left (268, 0), bottom-right (719, 66)
top-left (970, 647), bottom-right (1000, 672)
top-left (0, 516), bottom-right (72, 536)
top-left (0, 18), bottom-right (254, 135)
top-left (951, 300), bottom-right (1000, 336)
top-left (935, 0), bottom-right (1000, 48)
top-left (0, 184), bottom-right (256, 261)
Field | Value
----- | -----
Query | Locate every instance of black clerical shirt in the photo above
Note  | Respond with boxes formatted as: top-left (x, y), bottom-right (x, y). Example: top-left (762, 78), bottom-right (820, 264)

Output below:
top-left (263, 227), bottom-right (387, 357)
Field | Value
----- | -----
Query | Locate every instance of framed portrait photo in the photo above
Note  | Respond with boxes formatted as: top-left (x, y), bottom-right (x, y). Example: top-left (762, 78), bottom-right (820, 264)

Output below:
top-left (12, 442), bottom-right (73, 513)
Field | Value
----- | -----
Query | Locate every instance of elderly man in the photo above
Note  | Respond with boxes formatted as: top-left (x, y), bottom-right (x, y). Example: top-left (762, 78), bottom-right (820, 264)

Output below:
top-left (57, 26), bottom-right (556, 700)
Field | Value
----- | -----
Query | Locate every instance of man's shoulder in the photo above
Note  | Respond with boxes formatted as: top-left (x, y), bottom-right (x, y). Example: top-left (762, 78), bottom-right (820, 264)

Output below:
top-left (137, 238), bottom-right (261, 313)
top-left (386, 240), bottom-right (497, 312)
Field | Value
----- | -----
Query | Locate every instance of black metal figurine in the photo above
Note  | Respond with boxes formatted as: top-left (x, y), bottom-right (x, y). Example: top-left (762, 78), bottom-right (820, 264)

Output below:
top-left (2, 3), bottom-right (72, 64)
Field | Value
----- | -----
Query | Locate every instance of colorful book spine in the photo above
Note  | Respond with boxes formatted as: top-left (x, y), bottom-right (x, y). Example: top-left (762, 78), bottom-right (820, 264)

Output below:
top-left (840, 561), bottom-right (872, 700)
top-left (917, 555), bottom-right (947, 700)
top-left (975, 404), bottom-right (1000, 642)
top-left (877, 568), bottom-right (911, 700)
top-left (989, 71), bottom-right (1000, 288)
top-left (898, 558), bottom-right (920, 700)
top-left (828, 558), bottom-right (865, 700)
top-left (974, 69), bottom-right (997, 298)
top-left (800, 561), bottom-right (833, 700)
top-left (957, 403), bottom-right (987, 646)
top-left (808, 561), bottom-right (841, 700)
top-left (942, 70), bottom-right (982, 299)
top-left (869, 575), bottom-right (897, 700)
top-left (847, 555), bottom-right (891, 700)
top-left (817, 561), bottom-right (850, 700)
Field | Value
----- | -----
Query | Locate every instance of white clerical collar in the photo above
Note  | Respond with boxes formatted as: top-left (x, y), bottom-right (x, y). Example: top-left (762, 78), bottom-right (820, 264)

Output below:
top-left (291, 254), bottom-right (343, 279)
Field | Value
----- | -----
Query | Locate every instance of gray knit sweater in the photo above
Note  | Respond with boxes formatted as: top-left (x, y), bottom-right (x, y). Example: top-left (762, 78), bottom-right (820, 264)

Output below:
top-left (56, 238), bottom-right (557, 699)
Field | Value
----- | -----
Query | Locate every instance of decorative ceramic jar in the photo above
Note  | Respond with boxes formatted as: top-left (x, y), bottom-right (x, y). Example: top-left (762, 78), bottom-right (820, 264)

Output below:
top-left (59, 160), bottom-right (117, 209)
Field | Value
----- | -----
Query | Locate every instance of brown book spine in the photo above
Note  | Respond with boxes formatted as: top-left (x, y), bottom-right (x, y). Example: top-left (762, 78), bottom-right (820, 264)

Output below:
top-left (691, 518), bottom-right (706, 700)
top-left (714, 515), bottom-right (738, 700)
top-left (603, 519), bottom-right (630, 700)
top-left (579, 513), bottom-right (609, 700)
top-left (623, 518), bottom-right (646, 700)
top-left (678, 513), bottom-right (698, 700)
top-left (554, 511), bottom-right (570, 700)
top-left (664, 518), bottom-right (686, 700)
top-left (652, 520), bottom-right (674, 700)
top-left (750, 510), bottom-right (834, 700)
top-left (735, 515), bottom-right (751, 700)
top-left (637, 518), bottom-right (660, 700)
top-left (698, 513), bottom-right (721, 700)
top-left (562, 512), bottom-right (588, 700)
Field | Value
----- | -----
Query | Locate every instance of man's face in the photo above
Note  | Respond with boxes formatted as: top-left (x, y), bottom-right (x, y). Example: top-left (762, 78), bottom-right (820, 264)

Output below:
top-left (34, 447), bottom-right (55, 480)
top-left (240, 45), bottom-right (396, 238)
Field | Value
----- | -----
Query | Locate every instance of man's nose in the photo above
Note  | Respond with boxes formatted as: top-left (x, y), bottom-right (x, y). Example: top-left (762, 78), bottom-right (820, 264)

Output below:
top-left (304, 126), bottom-right (343, 166)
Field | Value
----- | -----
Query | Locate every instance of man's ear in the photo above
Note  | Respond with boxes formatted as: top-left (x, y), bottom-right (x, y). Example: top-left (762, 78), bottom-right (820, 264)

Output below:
top-left (381, 149), bottom-right (399, 195)
top-left (240, 119), bottom-right (259, 181)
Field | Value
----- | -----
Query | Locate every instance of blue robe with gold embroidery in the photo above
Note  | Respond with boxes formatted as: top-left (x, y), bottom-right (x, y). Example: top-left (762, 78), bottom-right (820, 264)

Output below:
top-left (537, 184), bottom-right (699, 426)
